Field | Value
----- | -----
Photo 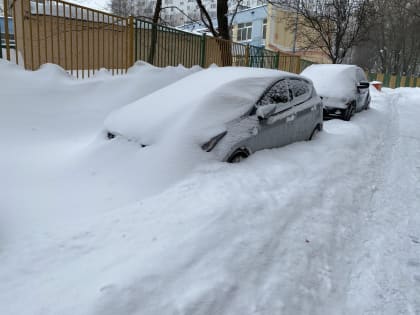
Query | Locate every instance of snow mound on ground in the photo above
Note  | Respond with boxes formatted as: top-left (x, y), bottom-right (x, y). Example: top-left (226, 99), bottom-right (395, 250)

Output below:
top-left (2, 59), bottom-right (420, 315)
top-left (0, 59), bottom-right (202, 240)
top-left (3, 84), bottom-right (398, 315)
top-left (36, 63), bottom-right (75, 81)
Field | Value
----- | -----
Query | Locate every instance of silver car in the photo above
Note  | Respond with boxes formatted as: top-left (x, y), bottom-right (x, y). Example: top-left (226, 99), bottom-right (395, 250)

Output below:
top-left (205, 75), bottom-right (323, 162)
top-left (105, 67), bottom-right (323, 163)
top-left (301, 64), bottom-right (371, 121)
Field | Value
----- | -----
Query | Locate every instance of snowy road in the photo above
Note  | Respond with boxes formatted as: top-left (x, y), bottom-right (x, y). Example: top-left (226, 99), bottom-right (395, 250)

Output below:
top-left (345, 89), bottom-right (420, 315)
top-left (0, 62), bottom-right (419, 315)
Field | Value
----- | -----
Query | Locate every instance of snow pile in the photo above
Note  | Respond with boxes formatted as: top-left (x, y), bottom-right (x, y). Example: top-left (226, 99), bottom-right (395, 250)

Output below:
top-left (0, 60), bottom-right (200, 238)
top-left (1, 60), bottom-right (420, 315)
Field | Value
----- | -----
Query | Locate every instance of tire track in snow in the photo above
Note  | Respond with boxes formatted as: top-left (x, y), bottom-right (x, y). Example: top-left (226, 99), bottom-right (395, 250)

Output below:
top-left (345, 89), bottom-right (420, 315)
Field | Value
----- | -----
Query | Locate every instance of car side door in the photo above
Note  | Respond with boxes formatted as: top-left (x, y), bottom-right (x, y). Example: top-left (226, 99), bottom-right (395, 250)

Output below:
top-left (252, 79), bottom-right (296, 150)
top-left (288, 77), bottom-right (317, 141)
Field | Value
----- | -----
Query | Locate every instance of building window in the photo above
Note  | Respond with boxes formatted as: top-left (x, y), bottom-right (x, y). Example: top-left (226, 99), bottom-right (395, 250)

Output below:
top-left (262, 19), bottom-right (267, 40)
top-left (237, 22), bottom-right (252, 41)
top-left (210, 3), bottom-right (216, 8)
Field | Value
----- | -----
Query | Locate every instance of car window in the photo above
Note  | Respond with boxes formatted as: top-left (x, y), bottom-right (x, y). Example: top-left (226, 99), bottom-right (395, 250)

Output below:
top-left (257, 80), bottom-right (290, 106)
top-left (357, 69), bottom-right (367, 82)
top-left (288, 78), bottom-right (311, 103)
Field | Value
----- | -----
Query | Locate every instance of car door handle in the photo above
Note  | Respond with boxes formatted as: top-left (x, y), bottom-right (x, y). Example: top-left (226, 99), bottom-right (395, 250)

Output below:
top-left (286, 114), bottom-right (295, 122)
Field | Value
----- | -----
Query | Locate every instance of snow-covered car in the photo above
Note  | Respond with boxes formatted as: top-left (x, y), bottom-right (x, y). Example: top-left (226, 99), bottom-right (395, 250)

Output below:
top-left (301, 64), bottom-right (371, 121)
top-left (105, 67), bottom-right (323, 162)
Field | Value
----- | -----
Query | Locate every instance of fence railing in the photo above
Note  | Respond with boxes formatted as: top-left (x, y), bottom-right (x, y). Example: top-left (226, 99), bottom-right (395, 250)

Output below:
top-left (134, 18), bottom-right (281, 70)
top-left (2, 0), bottom-right (315, 77)
top-left (3, 0), bottom-right (133, 77)
top-left (367, 72), bottom-right (420, 88)
top-left (134, 18), bottom-right (201, 68)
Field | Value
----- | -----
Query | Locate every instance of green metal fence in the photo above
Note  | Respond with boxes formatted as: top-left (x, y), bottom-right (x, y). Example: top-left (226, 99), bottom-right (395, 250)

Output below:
top-left (133, 18), bottom-right (280, 70)
top-left (300, 58), bottom-right (315, 72)
top-left (134, 18), bottom-right (202, 67)
top-left (2, 6), bottom-right (316, 76)
top-left (367, 72), bottom-right (420, 88)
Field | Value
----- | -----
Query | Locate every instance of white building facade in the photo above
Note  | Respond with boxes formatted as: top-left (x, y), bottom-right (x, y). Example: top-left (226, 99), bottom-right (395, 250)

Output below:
top-left (158, 0), bottom-right (264, 26)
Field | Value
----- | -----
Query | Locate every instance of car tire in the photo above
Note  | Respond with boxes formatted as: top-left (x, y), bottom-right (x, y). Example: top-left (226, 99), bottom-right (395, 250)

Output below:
top-left (309, 125), bottom-right (321, 141)
top-left (227, 150), bottom-right (249, 163)
top-left (364, 95), bottom-right (371, 110)
top-left (343, 103), bottom-right (355, 121)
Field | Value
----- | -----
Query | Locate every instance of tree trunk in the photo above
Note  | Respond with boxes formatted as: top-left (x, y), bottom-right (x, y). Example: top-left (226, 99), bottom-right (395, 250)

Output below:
top-left (148, 0), bottom-right (162, 64)
top-left (216, 0), bottom-right (232, 66)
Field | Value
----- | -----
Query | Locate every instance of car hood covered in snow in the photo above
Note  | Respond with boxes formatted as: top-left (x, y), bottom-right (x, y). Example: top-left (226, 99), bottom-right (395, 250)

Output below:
top-left (105, 67), bottom-right (297, 146)
top-left (301, 64), bottom-right (359, 101)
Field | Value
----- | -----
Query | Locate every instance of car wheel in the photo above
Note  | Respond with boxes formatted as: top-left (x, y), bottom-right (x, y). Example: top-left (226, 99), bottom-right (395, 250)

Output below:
top-left (228, 150), bottom-right (249, 163)
top-left (309, 125), bottom-right (321, 140)
top-left (343, 103), bottom-right (355, 121)
top-left (364, 95), bottom-right (371, 110)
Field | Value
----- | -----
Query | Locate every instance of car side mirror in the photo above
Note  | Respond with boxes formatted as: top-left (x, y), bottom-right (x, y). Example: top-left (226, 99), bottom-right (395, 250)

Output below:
top-left (357, 81), bottom-right (370, 89)
top-left (256, 103), bottom-right (276, 121)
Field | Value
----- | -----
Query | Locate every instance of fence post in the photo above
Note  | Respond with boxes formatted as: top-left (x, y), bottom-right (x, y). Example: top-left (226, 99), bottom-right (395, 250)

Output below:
top-left (296, 57), bottom-right (301, 73)
top-left (200, 33), bottom-right (206, 67)
top-left (368, 72), bottom-right (377, 82)
top-left (128, 16), bottom-right (135, 67)
top-left (396, 75), bottom-right (401, 88)
top-left (244, 44), bottom-right (249, 66)
top-left (3, 0), bottom-right (11, 61)
top-left (274, 51), bottom-right (279, 69)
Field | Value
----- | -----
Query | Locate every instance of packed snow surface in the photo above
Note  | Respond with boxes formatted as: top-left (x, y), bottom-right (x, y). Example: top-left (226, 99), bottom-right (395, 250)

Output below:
top-left (1, 60), bottom-right (420, 315)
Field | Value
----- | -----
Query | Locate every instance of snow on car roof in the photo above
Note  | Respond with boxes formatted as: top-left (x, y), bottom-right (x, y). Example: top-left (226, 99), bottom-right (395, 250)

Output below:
top-left (301, 64), bottom-right (360, 99)
top-left (105, 67), bottom-right (298, 145)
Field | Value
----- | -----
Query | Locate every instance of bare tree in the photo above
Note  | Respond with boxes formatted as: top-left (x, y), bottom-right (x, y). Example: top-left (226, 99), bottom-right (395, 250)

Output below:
top-left (109, 0), bottom-right (137, 17)
top-left (196, 0), bottom-right (243, 40)
top-left (270, 0), bottom-right (375, 64)
top-left (352, 0), bottom-right (420, 75)
top-left (195, 0), bottom-right (245, 65)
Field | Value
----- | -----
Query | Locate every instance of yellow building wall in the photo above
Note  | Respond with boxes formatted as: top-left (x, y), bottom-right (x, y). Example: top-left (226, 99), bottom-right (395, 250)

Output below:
top-left (266, 4), bottom-right (330, 65)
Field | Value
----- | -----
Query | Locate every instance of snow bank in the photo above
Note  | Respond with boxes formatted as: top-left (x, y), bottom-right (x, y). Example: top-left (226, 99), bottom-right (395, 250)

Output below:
top-left (0, 60), bottom-right (200, 239)
top-left (2, 60), bottom-right (420, 315)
